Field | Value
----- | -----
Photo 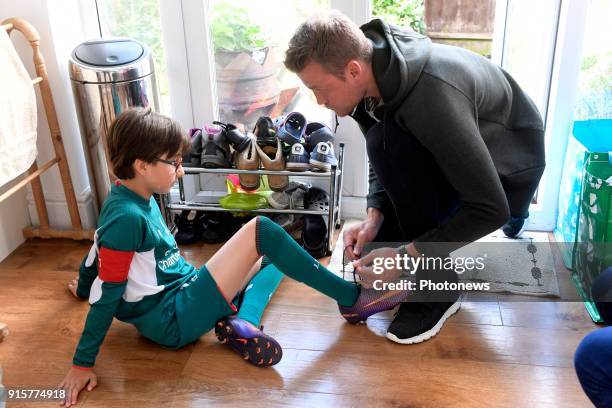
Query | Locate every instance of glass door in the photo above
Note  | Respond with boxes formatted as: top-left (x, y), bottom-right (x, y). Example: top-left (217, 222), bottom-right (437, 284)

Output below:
top-left (209, 0), bottom-right (334, 132)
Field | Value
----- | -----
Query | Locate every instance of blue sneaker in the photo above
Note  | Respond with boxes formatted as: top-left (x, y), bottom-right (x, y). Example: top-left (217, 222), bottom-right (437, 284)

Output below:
top-left (214, 316), bottom-right (282, 367)
top-left (304, 122), bottom-right (334, 152)
top-left (502, 215), bottom-right (529, 238)
top-left (309, 141), bottom-right (337, 171)
top-left (286, 143), bottom-right (310, 171)
top-left (275, 112), bottom-right (306, 145)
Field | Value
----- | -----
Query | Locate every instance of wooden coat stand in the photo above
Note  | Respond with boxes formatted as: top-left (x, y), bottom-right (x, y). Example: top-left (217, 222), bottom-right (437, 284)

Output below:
top-left (0, 18), bottom-right (94, 241)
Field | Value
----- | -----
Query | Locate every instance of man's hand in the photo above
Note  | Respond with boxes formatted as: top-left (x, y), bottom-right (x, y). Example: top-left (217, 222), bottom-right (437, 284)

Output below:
top-left (59, 367), bottom-right (97, 407)
top-left (343, 208), bottom-right (384, 261)
top-left (352, 247), bottom-right (404, 289)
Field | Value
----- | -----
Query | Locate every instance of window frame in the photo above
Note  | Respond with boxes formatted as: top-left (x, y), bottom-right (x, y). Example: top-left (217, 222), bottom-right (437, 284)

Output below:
top-left (87, 0), bottom-right (589, 228)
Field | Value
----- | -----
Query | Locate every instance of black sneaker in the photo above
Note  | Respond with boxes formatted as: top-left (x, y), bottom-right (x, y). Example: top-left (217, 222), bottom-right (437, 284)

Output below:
top-left (200, 124), bottom-right (232, 168)
top-left (174, 210), bottom-right (205, 245)
top-left (386, 297), bottom-right (462, 344)
top-left (201, 212), bottom-right (240, 243)
top-left (502, 215), bottom-right (529, 238)
top-left (183, 128), bottom-right (203, 166)
top-left (253, 116), bottom-right (277, 149)
top-left (304, 122), bottom-right (334, 152)
top-left (213, 121), bottom-right (251, 153)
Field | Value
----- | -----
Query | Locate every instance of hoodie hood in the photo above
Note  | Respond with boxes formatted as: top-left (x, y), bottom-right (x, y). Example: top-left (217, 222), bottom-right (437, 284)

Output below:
top-left (360, 19), bottom-right (432, 112)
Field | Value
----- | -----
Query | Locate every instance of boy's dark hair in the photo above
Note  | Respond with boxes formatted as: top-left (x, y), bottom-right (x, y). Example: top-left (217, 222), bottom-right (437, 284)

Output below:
top-left (107, 107), bottom-right (189, 180)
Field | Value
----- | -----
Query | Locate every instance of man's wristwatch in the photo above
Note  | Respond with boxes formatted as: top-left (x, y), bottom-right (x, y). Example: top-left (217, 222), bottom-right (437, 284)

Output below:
top-left (397, 244), bottom-right (409, 257)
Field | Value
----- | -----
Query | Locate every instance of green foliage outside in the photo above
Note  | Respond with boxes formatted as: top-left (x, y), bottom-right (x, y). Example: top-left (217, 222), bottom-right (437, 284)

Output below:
top-left (371, 0), bottom-right (426, 33)
top-left (575, 51), bottom-right (612, 119)
top-left (211, 1), bottom-right (267, 52)
top-left (97, 0), bottom-right (170, 113)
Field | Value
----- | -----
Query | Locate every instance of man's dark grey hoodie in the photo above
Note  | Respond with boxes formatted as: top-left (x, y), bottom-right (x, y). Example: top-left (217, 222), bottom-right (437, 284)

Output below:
top-left (351, 19), bottom-right (546, 252)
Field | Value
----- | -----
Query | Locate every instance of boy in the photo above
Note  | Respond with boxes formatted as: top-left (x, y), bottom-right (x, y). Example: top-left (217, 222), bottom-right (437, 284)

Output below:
top-left (60, 107), bottom-right (409, 407)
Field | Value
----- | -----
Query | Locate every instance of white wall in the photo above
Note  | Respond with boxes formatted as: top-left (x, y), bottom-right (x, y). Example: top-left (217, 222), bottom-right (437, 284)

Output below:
top-left (0, 0), bottom-right (97, 261)
top-left (0, 181), bottom-right (29, 261)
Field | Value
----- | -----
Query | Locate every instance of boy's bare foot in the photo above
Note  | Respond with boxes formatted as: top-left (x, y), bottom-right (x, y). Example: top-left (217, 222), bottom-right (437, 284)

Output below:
top-left (0, 322), bottom-right (8, 343)
top-left (67, 276), bottom-right (80, 299)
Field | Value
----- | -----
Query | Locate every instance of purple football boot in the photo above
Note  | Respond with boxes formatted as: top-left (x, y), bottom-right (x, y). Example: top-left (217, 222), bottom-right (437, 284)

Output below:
top-left (338, 286), bottom-right (408, 324)
top-left (214, 316), bottom-right (282, 366)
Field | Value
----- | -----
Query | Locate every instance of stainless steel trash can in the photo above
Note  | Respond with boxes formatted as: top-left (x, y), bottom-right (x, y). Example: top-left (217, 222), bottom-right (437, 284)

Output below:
top-left (69, 38), bottom-right (159, 210)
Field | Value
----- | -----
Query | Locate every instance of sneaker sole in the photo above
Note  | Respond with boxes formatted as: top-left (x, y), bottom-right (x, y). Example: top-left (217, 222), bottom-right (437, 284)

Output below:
top-left (511, 221), bottom-right (529, 238)
top-left (286, 162), bottom-right (310, 171)
top-left (214, 320), bottom-right (282, 366)
top-left (503, 217), bottom-right (530, 238)
top-left (267, 195), bottom-right (289, 210)
top-left (309, 158), bottom-right (332, 171)
top-left (385, 298), bottom-right (462, 345)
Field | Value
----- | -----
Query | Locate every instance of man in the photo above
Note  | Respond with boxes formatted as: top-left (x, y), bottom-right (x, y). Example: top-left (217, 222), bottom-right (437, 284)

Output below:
top-left (284, 12), bottom-right (545, 344)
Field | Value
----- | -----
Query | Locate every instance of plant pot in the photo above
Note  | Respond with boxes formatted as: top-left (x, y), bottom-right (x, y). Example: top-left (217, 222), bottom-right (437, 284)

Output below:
top-left (215, 47), bottom-right (281, 113)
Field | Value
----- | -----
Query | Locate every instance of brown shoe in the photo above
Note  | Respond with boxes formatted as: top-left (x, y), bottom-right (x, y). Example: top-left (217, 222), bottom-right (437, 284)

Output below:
top-left (234, 134), bottom-right (260, 191)
top-left (255, 138), bottom-right (288, 191)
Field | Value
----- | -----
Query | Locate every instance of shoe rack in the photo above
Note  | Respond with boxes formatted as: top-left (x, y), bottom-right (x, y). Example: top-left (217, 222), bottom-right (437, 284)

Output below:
top-left (160, 143), bottom-right (345, 256)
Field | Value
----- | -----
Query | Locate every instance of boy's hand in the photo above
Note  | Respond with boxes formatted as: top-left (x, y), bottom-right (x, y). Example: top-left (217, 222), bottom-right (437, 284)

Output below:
top-left (59, 367), bottom-right (97, 407)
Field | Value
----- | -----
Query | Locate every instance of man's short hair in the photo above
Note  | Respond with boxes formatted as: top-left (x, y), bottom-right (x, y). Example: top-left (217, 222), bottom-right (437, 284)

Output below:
top-left (284, 11), bottom-right (372, 77)
top-left (107, 107), bottom-right (189, 180)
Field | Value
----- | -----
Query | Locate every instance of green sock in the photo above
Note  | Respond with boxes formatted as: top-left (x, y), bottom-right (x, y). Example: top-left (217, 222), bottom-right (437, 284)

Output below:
top-left (254, 216), bottom-right (358, 307)
top-left (237, 260), bottom-right (283, 327)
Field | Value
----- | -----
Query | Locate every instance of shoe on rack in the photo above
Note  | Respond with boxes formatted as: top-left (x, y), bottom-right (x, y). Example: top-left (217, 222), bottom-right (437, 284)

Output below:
top-left (302, 187), bottom-right (330, 258)
top-left (385, 296), bottom-right (462, 344)
top-left (286, 143), bottom-right (310, 171)
top-left (201, 212), bottom-right (241, 244)
top-left (201, 124), bottom-right (232, 168)
top-left (267, 181), bottom-right (310, 210)
top-left (174, 210), bottom-right (205, 244)
top-left (182, 128), bottom-right (203, 167)
top-left (502, 215), bottom-right (529, 238)
top-left (267, 190), bottom-right (289, 209)
top-left (338, 285), bottom-right (408, 324)
top-left (304, 186), bottom-right (329, 212)
top-left (309, 141), bottom-right (338, 172)
top-left (304, 122), bottom-right (334, 152)
top-left (253, 116), bottom-right (277, 150)
top-left (233, 134), bottom-right (260, 191)
top-left (254, 138), bottom-right (288, 192)
top-left (271, 213), bottom-right (295, 229)
top-left (275, 112), bottom-right (306, 146)
top-left (285, 181), bottom-right (309, 209)
top-left (215, 316), bottom-right (282, 367)
top-left (287, 214), bottom-right (304, 242)
top-left (302, 215), bottom-right (327, 258)
top-left (213, 121), bottom-right (251, 153)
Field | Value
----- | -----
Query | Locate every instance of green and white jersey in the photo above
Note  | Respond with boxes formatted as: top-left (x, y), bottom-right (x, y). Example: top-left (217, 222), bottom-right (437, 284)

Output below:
top-left (73, 183), bottom-right (196, 369)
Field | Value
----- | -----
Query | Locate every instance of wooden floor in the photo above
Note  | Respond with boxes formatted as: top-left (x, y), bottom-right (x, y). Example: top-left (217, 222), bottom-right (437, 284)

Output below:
top-left (0, 228), bottom-right (597, 407)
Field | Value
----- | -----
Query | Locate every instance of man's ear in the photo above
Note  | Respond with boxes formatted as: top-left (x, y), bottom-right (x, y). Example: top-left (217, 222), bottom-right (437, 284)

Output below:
top-left (346, 60), bottom-right (363, 80)
top-left (133, 159), bottom-right (149, 176)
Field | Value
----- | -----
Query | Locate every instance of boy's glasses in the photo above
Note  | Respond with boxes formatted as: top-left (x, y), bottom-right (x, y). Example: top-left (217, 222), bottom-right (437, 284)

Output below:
top-left (155, 157), bottom-right (183, 172)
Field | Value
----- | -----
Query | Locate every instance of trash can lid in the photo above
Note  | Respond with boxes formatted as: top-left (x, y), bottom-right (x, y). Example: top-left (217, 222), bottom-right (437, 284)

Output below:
top-left (73, 39), bottom-right (144, 67)
top-left (69, 38), bottom-right (154, 83)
